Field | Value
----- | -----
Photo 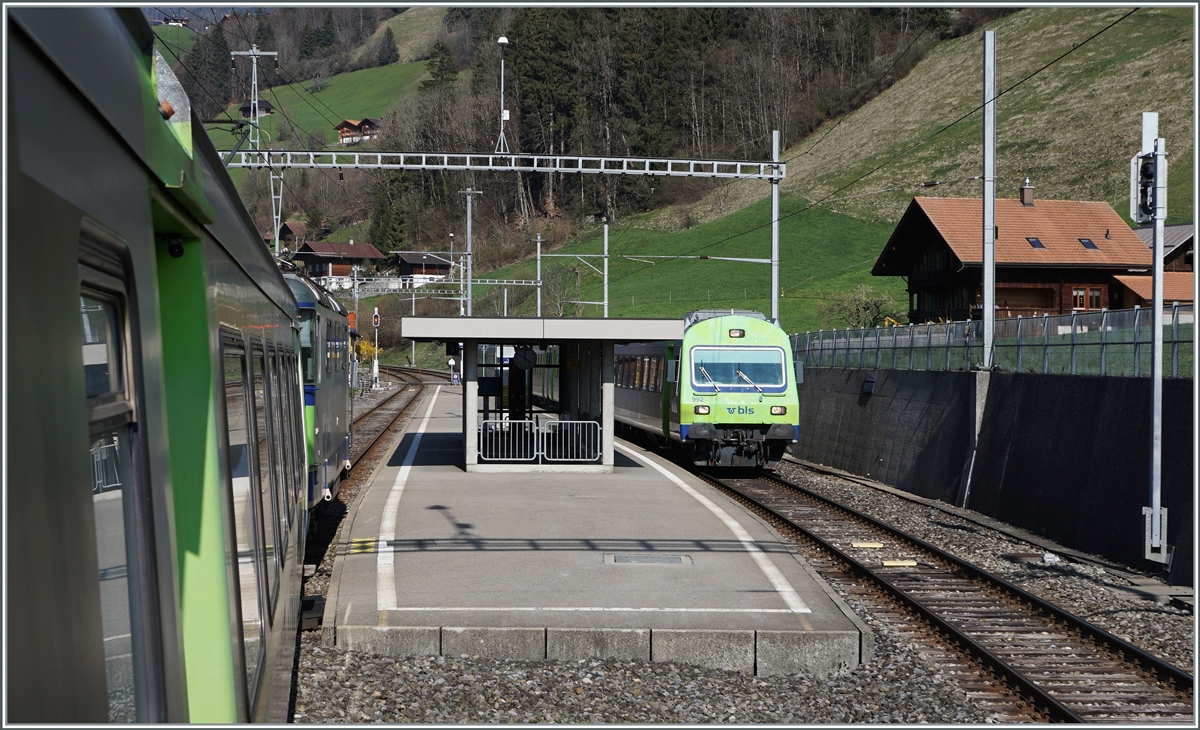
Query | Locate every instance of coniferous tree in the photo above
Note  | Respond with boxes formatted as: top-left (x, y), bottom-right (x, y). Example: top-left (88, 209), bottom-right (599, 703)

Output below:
top-left (419, 40), bottom-right (458, 91)
top-left (179, 24), bottom-right (232, 120)
top-left (376, 26), bottom-right (399, 66)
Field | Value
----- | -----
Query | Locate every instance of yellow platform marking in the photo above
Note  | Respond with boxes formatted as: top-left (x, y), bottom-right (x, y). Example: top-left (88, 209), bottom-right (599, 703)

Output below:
top-left (882, 559), bottom-right (918, 567)
top-left (350, 538), bottom-right (377, 554)
top-left (378, 610), bottom-right (389, 626)
top-left (851, 542), bottom-right (884, 548)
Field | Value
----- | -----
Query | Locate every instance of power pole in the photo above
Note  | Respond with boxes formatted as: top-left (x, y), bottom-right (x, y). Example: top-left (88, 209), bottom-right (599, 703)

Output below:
top-left (771, 130), bottom-right (780, 323)
top-left (461, 188), bottom-right (482, 315)
top-left (231, 44), bottom-right (280, 253)
top-left (982, 30), bottom-right (997, 369)
top-left (536, 232), bottom-right (542, 316)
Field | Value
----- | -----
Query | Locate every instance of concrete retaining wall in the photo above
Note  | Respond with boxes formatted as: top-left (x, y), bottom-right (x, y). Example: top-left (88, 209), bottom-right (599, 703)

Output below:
top-left (794, 368), bottom-right (1194, 584)
top-left (795, 368), bottom-right (978, 505)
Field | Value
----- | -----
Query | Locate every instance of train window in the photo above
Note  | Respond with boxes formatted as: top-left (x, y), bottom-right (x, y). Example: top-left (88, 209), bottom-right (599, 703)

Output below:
top-left (326, 320), bottom-right (333, 374)
top-left (690, 346), bottom-right (787, 389)
top-left (647, 358), bottom-right (659, 393)
top-left (633, 358), bottom-right (642, 389)
top-left (250, 348), bottom-right (281, 614)
top-left (268, 349), bottom-right (290, 541)
top-left (79, 239), bottom-right (164, 723)
top-left (285, 353), bottom-right (305, 504)
top-left (220, 343), bottom-right (265, 716)
top-left (298, 311), bottom-right (315, 383)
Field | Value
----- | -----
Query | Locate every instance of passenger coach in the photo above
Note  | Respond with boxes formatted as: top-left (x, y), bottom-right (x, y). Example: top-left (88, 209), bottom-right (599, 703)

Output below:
top-left (8, 8), bottom-right (309, 722)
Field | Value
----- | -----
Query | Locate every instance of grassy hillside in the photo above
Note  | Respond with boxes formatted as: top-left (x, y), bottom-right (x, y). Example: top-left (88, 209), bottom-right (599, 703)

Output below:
top-left (355, 7), bottom-right (447, 64)
top-left (153, 24), bottom-right (196, 58)
top-left (205, 59), bottom-right (429, 150)
top-left (472, 6), bottom-right (1194, 335)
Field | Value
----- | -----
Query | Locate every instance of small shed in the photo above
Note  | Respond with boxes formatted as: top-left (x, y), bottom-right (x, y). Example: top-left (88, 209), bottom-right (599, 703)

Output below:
top-left (1134, 223), bottom-right (1194, 272)
top-left (279, 221), bottom-right (307, 246)
top-left (393, 252), bottom-right (452, 278)
top-left (239, 99), bottom-right (274, 118)
top-left (1110, 271), bottom-right (1195, 308)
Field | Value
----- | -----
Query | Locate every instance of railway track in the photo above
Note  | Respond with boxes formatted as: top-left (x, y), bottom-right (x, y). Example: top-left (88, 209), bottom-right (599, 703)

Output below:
top-left (696, 471), bottom-right (1194, 724)
top-left (347, 366), bottom-right (446, 468)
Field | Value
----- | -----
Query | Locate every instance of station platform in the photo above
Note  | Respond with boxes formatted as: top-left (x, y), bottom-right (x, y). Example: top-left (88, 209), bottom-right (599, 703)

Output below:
top-left (323, 386), bottom-right (872, 676)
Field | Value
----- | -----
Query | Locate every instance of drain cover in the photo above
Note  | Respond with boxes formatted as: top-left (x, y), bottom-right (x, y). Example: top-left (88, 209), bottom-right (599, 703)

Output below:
top-left (606, 554), bottom-right (692, 565)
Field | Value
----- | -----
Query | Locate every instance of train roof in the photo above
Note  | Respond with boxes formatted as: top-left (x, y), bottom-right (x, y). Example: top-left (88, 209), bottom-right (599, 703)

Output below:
top-left (683, 310), bottom-right (769, 329)
top-left (284, 273), bottom-right (346, 316)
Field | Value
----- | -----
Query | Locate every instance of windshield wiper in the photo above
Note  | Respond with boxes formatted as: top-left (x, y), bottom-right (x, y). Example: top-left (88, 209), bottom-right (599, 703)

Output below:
top-left (736, 369), bottom-right (763, 395)
top-left (698, 366), bottom-right (720, 392)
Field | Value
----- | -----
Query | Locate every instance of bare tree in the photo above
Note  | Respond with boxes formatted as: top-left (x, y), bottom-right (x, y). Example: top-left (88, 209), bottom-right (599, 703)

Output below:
top-left (819, 285), bottom-right (901, 329)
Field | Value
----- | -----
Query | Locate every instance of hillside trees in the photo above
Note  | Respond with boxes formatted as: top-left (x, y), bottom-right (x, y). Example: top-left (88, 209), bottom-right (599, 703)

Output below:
top-left (376, 26), bottom-right (399, 66)
top-left (178, 23), bottom-right (231, 120)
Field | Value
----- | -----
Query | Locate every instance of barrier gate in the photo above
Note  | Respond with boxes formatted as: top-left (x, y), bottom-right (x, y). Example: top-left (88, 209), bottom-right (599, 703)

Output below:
top-left (479, 419), bottom-right (601, 463)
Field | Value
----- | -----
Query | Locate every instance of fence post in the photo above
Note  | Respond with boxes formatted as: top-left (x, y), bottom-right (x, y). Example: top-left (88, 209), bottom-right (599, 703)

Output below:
top-left (924, 322), bottom-right (932, 370)
top-left (944, 324), bottom-right (952, 371)
top-left (1171, 302), bottom-right (1179, 378)
top-left (875, 324), bottom-right (882, 369)
top-left (1099, 309), bottom-right (1108, 376)
top-left (1133, 305), bottom-right (1142, 377)
top-left (1041, 313), bottom-right (1050, 374)
top-left (892, 325), bottom-right (899, 369)
top-left (1015, 315), bottom-right (1023, 373)
top-left (859, 327), bottom-right (866, 369)
top-left (1070, 311), bottom-right (1078, 374)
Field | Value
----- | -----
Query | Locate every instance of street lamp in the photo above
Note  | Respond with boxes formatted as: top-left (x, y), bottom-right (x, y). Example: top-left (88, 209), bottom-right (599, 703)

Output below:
top-left (495, 36), bottom-right (510, 154)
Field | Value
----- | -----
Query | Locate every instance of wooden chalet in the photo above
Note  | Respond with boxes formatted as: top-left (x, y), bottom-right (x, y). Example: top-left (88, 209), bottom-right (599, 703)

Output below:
top-left (1134, 223), bottom-right (1194, 272)
top-left (334, 118), bottom-right (381, 145)
top-left (278, 221), bottom-right (307, 247)
top-left (872, 182), bottom-right (1153, 323)
top-left (1112, 223), bottom-right (1195, 307)
top-left (292, 240), bottom-right (388, 279)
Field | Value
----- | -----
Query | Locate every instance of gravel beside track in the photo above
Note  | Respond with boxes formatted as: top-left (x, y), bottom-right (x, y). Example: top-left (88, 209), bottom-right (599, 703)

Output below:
top-left (774, 460), bottom-right (1195, 673)
top-left (293, 627), bottom-right (997, 724)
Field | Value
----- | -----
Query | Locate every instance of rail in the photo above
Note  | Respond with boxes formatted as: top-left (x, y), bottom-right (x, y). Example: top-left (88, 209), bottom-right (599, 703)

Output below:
top-left (793, 303), bottom-right (1194, 377)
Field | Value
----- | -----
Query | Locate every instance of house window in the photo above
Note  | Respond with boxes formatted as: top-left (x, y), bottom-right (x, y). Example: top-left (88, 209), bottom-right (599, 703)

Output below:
top-left (1027, 237), bottom-right (1045, 249)
top-left (1073, 288), bottom-right (1086, 309)
top-left (1079, 238), bottom-right (1097, 249)
top-left (1089, 288), bottom-right (1102, 309)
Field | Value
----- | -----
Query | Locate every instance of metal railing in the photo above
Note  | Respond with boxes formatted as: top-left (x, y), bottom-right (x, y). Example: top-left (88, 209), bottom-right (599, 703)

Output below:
top-left (91, 434), bottom-right (122, 493)
top-left (478, 419), bottom-right (601, 463)
top-left (793, 304), bottom-right (1194, 377)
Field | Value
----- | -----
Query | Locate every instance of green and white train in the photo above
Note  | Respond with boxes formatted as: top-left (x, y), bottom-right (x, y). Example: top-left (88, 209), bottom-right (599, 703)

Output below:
top-left (614, 310), bottom-right (800, 467)
top-left (7, 7), bottom-right (345, 722)
top-left (534, 310), bottom-right (800, 467)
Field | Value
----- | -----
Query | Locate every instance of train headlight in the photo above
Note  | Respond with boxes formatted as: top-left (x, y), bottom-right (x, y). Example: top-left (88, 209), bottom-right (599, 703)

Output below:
top-left (693, 405), bottom-right (710, 415)
top-left (770, 406), bottom-right (787, 415)
top-left (728, 329), bottom-right (745, 338)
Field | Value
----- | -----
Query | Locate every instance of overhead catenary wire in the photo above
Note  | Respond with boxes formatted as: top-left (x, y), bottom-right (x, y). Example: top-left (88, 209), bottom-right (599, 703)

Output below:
top-left (597, 7), bottom-right (1141, 293)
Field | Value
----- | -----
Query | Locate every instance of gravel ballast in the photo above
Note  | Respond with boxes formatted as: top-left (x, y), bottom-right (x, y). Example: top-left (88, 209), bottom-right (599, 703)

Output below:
top-left (294, 627), bottom-right (998, 724)
top-left (774, 460), bottom-right (1195, 672)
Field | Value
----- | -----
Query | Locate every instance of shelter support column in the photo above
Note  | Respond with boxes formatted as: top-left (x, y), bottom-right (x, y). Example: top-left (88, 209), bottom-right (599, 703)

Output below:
top-left (602, 340), bottom-right (614, 466)
top-left (464, 340), bottom-right (478, 466)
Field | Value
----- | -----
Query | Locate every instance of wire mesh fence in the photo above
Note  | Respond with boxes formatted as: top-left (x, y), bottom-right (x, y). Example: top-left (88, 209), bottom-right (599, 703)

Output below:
top-left (793, 304), bottom-right (1193, 378)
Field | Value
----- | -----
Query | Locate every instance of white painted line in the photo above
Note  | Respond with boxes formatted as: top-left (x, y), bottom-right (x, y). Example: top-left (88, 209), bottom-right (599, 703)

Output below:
top-left (615, 443), bottom-right (811, 614)
top-left (377, 386), bottom-right (442, 611)
top-left (383, 606), bottom-right (793, 613)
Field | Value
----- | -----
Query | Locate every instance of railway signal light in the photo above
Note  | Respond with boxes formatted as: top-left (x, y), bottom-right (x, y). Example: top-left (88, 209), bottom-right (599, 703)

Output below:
top-left (1130, 152), bottom-right (1159, 224)
top-left (372, 310), bottom-right (379, 328)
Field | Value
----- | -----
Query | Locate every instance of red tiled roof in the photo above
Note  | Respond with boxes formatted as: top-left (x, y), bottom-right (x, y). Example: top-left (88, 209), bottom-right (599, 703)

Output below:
top-left (297, 241), bottom-right (387, 259)
top-left (903, 197), bottom-right (1151, 268)
top-left (1112, 272), bottom-right (1195, 302)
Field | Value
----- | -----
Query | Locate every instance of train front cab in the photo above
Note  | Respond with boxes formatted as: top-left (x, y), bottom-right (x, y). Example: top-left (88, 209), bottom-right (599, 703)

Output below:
top-left (676, 314), bottom-right (800, 468)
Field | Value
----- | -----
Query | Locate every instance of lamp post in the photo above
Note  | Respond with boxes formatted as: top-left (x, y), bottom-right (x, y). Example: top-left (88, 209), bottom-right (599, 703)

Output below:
top-left (495, 36), bottom-right (510, 154)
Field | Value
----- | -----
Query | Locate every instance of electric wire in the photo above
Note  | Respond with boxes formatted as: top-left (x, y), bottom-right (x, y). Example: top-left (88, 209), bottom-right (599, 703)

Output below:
top-left (596, 7), bottom-right (1141, 293)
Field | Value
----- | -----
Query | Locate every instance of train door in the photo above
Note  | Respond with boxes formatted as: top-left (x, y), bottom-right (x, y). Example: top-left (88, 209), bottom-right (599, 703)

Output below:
top-left (79, 235), bottom-right (167, 722)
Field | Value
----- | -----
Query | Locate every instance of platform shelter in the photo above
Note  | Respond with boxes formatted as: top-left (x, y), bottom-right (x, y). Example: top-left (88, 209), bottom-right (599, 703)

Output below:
top-left (400, 317), bottom-right (682, 472)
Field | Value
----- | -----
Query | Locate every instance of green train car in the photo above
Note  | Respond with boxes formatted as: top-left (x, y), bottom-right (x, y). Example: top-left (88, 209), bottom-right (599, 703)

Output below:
top-left (614, 310), bottom-right (800, 467)
top-left (8, 8), bottom-right (309, 722)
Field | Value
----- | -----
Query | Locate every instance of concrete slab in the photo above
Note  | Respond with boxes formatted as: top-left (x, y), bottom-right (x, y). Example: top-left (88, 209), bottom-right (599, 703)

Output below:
top-left (329, 386), bottom-right (869, 676)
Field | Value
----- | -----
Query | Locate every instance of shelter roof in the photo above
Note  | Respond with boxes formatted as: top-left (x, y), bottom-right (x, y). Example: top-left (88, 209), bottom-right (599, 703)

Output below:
top-left (402, 317), bottom-right (684, 344)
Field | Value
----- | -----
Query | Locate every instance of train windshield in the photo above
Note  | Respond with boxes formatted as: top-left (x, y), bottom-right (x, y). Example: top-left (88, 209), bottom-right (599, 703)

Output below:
top-left (690, 346), bottom-right (786, 389)
top-left (299, 310), bottom-right (315, 383)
